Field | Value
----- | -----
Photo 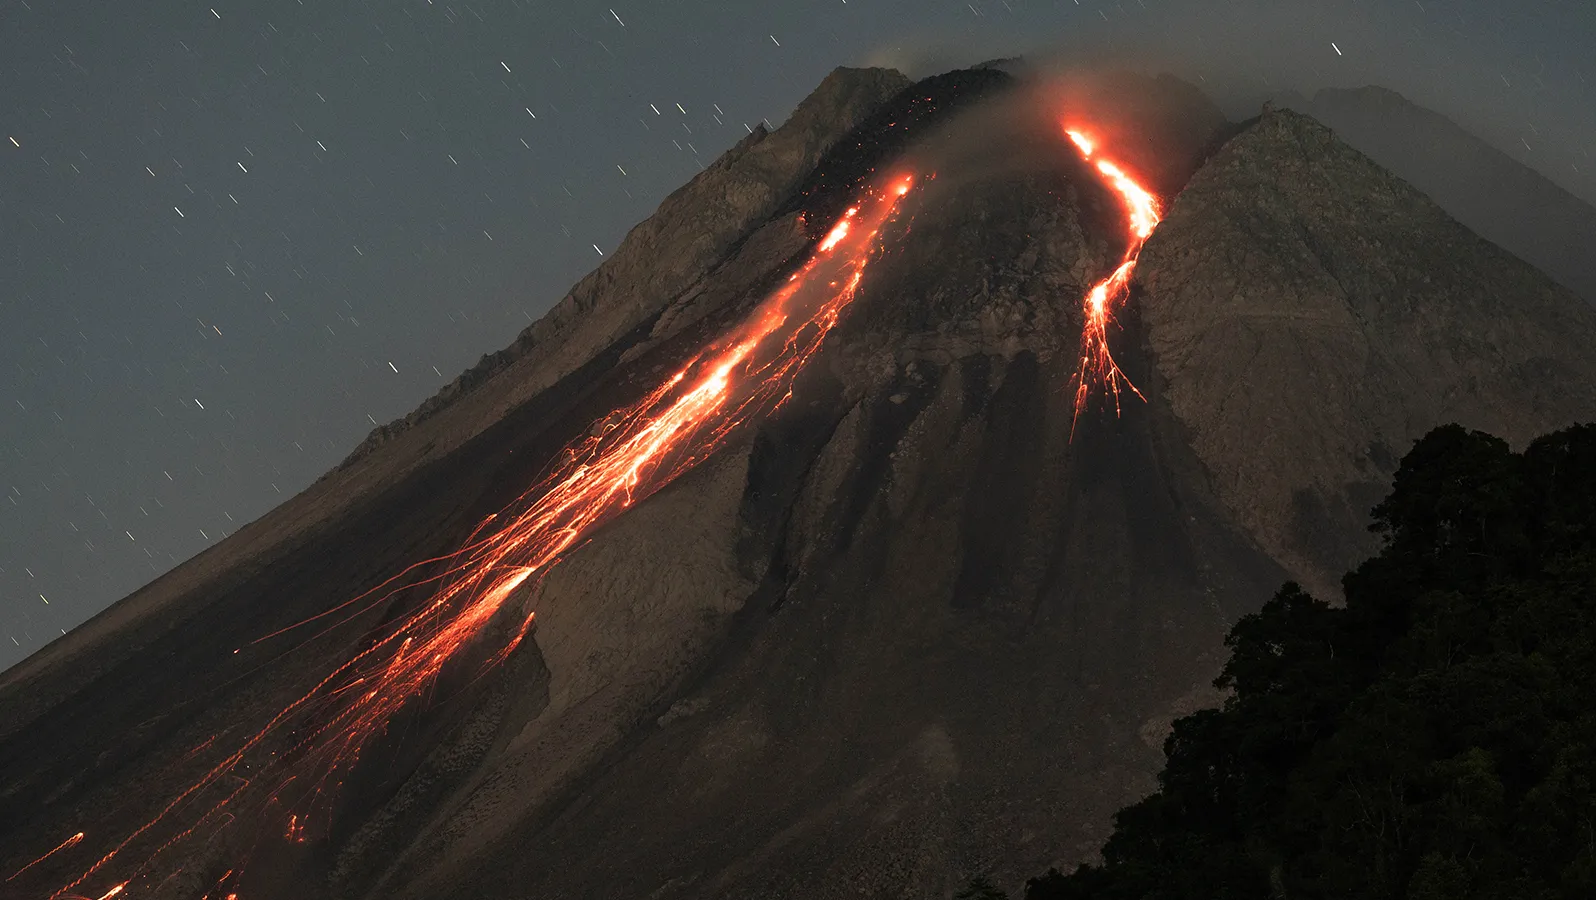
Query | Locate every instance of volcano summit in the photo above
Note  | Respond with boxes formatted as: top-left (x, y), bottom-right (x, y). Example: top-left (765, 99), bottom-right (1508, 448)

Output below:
top-left (3, 64), bottom-right (1596, 900)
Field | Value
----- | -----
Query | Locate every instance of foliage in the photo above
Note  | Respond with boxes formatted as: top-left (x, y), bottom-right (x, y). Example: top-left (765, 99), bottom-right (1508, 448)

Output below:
top-left (957, 875), bottom-right (1012, 900)
top-left (1026, 423), bottom-right (1596, 900)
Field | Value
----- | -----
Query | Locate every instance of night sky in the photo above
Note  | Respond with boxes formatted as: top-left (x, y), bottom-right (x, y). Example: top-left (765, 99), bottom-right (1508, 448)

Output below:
top-left (4, 0), bottom-right (1594, 672)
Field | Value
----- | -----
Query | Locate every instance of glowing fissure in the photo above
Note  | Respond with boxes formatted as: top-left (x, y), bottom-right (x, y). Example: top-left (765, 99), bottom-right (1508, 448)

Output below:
top-left (1064, 127), bottom-right (1164, 424)
top-left (26, 173), bottom-right (915, 900)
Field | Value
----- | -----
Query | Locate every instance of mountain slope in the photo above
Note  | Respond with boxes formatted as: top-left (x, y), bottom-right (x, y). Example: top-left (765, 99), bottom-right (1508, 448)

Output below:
top-left (2, 68), bottom-right (1595, 900)
top-left (1137, 107), bottom-right (1596, 598)
top-left (1276, 85), bottom-right (1596, 304)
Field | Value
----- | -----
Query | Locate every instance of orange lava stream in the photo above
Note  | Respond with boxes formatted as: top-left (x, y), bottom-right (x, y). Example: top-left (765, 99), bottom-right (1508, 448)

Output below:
top-left (32, 172), bottom-right (915, 900)
top-left (1064, 127), bottom-right (1163, 424)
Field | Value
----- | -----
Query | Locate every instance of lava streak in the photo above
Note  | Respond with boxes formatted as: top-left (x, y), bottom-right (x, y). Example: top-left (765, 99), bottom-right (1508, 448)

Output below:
top-left (31, 172), bottom-right (915, 900)
top-left (1064, 127), bottom-right (1163, 423)
top-left (6, 832), bottom-right (83, 883)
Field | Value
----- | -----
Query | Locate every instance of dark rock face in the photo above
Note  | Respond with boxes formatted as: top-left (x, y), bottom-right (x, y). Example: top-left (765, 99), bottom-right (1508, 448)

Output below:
top-left (4, 68), bottom-right (1596, 900)
top-left (1276, 85), bottom-right (1596, 304)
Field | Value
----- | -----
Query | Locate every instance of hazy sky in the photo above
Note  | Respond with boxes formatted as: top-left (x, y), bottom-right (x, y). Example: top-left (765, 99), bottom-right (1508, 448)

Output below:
top-left (4, 0), bottom-right (1593, 672)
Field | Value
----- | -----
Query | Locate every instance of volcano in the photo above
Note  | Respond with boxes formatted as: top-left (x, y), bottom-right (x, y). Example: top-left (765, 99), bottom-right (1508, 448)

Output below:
top-left (1272, 85), bottom-right (1596, 306)
top-left (4, 65), bottom-right (1596, 900)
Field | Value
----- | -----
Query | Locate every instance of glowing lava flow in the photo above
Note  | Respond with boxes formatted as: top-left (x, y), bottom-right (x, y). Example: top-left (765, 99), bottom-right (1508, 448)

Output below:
top-left (1064, 127), bottom-right (1163, 423)
top-left (26, 172), bottom-right (915, 900)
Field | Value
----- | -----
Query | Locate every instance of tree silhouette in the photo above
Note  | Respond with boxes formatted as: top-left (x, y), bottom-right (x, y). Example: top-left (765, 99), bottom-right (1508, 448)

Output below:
top-left (1025, 423), bottom-right (1596, 900)
top-left (956, 875), bottom-right (1011, 900)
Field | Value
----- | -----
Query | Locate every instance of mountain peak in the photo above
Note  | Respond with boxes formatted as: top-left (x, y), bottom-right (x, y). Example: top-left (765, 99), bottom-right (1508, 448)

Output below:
top-left (1276, 85), bottom-right (1596, 303)
top-left (775, 65), bottom-right (913, 145)
top-left (1317, 83), bottom-right (1417, 107)
top-left (1138, 102), bottom-right (1596, 595)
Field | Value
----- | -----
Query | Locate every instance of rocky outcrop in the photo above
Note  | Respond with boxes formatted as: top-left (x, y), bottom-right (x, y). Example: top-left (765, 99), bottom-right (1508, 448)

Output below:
top-left (1137, 108), bottom-right (1596, 595)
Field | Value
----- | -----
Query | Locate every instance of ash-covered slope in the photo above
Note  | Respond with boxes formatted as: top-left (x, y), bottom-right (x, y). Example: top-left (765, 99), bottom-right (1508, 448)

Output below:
top-left (1275, 86), bottom-right (1596, 304)
top-left (3, 66), bottom-right (1596, 900)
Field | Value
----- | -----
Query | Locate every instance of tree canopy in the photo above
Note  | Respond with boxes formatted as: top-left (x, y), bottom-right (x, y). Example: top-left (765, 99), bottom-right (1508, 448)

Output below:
top-left (1023, 422), bottom-right (1596, 900)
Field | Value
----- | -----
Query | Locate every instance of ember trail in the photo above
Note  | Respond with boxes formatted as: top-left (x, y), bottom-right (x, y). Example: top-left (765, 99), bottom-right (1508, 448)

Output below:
top-left (1063, 126), bottom-right (1164, 422)
top-left (28, 172), bottom-right (916, 900)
